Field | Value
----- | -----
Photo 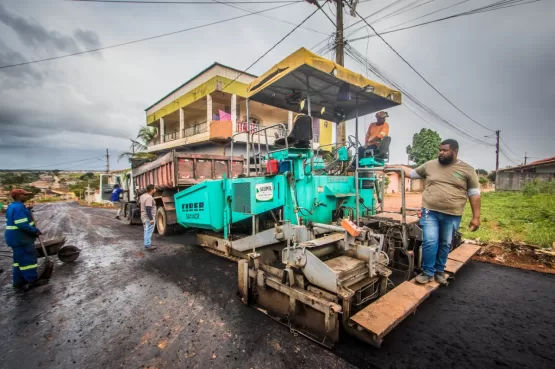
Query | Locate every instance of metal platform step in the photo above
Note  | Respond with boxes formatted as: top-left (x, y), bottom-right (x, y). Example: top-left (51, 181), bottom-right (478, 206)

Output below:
top-left (348, 243), bottom-right (481, 347)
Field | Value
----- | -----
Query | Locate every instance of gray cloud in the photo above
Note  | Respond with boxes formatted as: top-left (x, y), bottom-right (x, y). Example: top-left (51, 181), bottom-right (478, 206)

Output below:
top-left (0, 3), bottom-right (100, 54)
top-left (0, 41), bottom-right (42, 85)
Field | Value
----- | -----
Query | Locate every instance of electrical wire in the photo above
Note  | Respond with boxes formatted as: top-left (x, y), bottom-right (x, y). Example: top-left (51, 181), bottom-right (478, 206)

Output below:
top-left (209, 0), bottom-right (328, 35)
top-left (347, 0), bottom-right (540, 42)
top-left (71, 0), bottom-right (303, 4)
top-left (500, 136), bottom-right (520, 157)
top-left (218, 0), bottom-right (328, 94)
top-left (0, 2), bottom-right (297, 70)
top-left (348, 4), bottom-right (497, 133)
top-left (345, 0), bottom-right (406, 35)
top-left (381, 0), bottom-right (471, 31)
top-left (347, 0), bottom-right (436, 37)
top-left (26, 156), bottom-right (106, 169)
top-left (345, 44), bottom-right (494, 146)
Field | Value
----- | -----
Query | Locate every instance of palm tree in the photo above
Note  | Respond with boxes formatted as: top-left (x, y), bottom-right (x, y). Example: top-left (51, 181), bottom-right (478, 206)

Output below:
top-left (119, 125), bottom-right (158, 161)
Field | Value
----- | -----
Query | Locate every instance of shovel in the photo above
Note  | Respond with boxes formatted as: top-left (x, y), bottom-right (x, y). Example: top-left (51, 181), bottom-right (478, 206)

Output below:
top-left (30, 210), bottom-right (54, 280)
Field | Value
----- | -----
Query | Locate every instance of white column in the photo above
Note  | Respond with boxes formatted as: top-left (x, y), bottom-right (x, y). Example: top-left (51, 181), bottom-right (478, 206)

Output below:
top-left (179, 108), bottom-right (185, 139)
top-left (231, 94), bottom-right (237, 133)
top-left (206, 94), bottom-right (213, 124)
top-left (160, 117), bottom-right (165, 144)
top-left (287, 111), bottom-right (293, 133)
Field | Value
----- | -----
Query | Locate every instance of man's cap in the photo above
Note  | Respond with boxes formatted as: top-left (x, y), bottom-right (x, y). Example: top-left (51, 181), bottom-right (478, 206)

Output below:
top-left (11, 188), bottom-right (33, 198)
top-left (375, 111), bottom-right (389, 118)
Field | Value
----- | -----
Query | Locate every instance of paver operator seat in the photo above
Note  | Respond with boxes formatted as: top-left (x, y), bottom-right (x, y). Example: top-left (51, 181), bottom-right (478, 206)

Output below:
top-left (275, 114), bottom-right (313, 148)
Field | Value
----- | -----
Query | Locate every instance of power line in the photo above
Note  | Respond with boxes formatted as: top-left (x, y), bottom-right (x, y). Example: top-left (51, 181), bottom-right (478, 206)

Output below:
top-left (0, 2), bottom-right (296, 70)
top-left (348, 4), bottom-right (496, 133)
top-left (345, 0), bottom-right (406, 33)
top-left (218, 0), bottom-right (328, 94)
top-left (199, 0), bottom-right (328, 133)
top-left (381, 0), bottom-right (471, 32)
top-left (347, 0), bottom-right (540, 42)
top-left (71, 0), bottom-right (302, 4)
top-left (344, 44), bottom-right (494, 145)
top-left (209, 0), bottom-right (328, 35)
top-left (29, 156), bottom-right (106, 169)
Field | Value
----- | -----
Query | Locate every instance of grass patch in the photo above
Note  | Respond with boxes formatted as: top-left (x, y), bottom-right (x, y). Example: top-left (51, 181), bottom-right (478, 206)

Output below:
top-left (461, 191), bottom-right (555, 248)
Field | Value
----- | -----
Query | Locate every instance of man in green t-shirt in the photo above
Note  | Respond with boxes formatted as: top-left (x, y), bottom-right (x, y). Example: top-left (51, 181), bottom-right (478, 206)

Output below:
top-left (388, 139), bottom-right (481, 285)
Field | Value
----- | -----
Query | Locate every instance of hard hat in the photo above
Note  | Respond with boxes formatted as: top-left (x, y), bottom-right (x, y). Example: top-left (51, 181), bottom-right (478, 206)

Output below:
top-left (10, 188), bottom-right (33, 198)
top-left (375, 111), bottom-right (389, 118)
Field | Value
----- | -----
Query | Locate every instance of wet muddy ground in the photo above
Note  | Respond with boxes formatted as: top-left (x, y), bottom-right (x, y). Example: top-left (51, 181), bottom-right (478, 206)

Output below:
top-left (1, 202), bottom-right (554, 369)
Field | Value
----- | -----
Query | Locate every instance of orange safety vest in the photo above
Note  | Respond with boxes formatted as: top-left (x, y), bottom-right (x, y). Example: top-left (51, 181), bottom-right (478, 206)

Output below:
top-left (365, 122), bottom-right (389, 146)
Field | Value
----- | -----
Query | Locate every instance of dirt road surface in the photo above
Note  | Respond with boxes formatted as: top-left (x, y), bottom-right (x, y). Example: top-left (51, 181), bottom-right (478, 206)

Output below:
top-left (1, 202), bottom-right (554, 369)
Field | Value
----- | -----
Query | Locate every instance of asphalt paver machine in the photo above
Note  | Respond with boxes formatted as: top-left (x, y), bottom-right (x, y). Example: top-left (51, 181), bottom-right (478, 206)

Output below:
top-left (174, 48), bottom-right (480, 348)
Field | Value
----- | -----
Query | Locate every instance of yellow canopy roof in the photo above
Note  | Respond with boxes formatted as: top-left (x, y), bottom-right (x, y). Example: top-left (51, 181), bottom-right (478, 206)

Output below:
top-left (247, 48), bottom-right (401, 123)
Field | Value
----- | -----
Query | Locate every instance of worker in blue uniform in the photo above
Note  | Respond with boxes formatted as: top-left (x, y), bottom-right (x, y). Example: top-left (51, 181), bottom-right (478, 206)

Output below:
top-left (4, 189), bottom-right (47, 290)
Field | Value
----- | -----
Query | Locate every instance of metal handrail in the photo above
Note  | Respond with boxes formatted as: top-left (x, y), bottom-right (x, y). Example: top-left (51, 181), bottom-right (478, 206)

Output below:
top-left (354, 167), bottom-right (407, 226)
top-left (248, 123), bottom-right (289, 175)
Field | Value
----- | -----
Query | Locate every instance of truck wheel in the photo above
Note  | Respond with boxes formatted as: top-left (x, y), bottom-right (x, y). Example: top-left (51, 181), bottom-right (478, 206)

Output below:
top-left (126, 203), bottom-right (137, 226)
top-left (156, 207), bottom-right (174, 236)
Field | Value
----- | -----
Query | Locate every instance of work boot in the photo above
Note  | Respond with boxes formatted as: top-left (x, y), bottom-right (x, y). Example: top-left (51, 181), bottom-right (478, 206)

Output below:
top-left (435, 273), bottom-right (449, 286)
top-left (146, 245), bottom-right (157, 251)
top-left (415, 273), bottom-right (434, 284)
top-left (115, 215), bottom-right (121, 220)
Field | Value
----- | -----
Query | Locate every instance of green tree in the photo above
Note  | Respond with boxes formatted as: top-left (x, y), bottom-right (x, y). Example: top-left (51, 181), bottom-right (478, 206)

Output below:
top-left (119, 125), bottom-right (158, 162)
top-left (487, 171), bottom-right (497, 183)
top-left (476, 168), bottom-right (488, 176)
top-left (80, 172), bottom-right (95, 180)
top-left (406, 128), bottom-right (442, 166)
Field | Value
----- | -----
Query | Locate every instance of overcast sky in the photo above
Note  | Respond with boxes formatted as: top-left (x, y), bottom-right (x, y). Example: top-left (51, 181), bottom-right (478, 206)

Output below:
top-left (0, 0), bottom-right (553, 171)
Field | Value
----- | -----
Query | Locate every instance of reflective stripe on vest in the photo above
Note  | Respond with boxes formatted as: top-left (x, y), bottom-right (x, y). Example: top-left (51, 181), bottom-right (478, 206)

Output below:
top-left (13, 263), bottom-right (19, 267)
top-left (6, 226), bottom-right (18, 230)
top-left (19, 264), bottom-right (37, 271)
top-left (14, 218), bottom-right (29, 224)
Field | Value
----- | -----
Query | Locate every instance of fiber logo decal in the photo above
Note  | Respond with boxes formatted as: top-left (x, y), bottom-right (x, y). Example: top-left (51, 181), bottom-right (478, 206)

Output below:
top-left (256, 183), bottom-right (274, 202)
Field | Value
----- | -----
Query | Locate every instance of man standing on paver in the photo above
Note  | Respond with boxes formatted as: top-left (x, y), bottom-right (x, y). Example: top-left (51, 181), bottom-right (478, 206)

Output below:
top-left (140, 184), bottom-right (157, 250)
top-left (4, 189), bottom-right (48, 291)
top-left (388, 139), bottom-right (481, 285)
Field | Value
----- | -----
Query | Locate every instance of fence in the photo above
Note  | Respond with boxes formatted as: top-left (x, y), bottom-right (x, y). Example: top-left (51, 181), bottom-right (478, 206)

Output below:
top-left (497, 172), bottom-right (555, 191)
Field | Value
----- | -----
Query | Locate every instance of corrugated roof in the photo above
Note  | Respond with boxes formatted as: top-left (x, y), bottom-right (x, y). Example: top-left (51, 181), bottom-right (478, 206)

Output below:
top-left (498, 156), bottom-right (555, 172)
top-left (145, 62), bottom-right (257, 111)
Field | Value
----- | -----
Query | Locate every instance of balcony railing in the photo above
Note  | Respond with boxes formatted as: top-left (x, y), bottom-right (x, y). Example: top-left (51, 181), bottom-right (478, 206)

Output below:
top-left (236, 122), bottom-right (287, 140)
top-left (163, 131), bottom-right (179, 142)
top-left (183, 122), bottom-right (207, 138)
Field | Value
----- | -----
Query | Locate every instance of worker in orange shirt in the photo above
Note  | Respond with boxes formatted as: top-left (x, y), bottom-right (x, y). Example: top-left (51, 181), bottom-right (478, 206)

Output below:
top-left (357, 111), bottom-right (390, 160)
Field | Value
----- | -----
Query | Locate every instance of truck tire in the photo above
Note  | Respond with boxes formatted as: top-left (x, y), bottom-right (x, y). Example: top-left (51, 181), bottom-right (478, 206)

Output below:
top-left (156, 207), bottom-right (174, 236)
top-left (126, 203), bottom-right (138, 226)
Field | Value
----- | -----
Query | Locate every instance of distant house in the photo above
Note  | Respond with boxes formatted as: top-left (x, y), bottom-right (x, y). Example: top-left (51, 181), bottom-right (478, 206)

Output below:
top-left (30, 180), bottom-right (51, 190)
top-left (40, 188), bottom-right (76, 200)
top-left (497, 156), bottom-right (555, 191)
top-left (385, 170), bottom-right (423, 194)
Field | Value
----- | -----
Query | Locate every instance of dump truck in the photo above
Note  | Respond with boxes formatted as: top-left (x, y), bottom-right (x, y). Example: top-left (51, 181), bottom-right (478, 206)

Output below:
top-left (107, 151), bottom-right (245, 235)
top-left (170, 48), bottom-right (480, 348)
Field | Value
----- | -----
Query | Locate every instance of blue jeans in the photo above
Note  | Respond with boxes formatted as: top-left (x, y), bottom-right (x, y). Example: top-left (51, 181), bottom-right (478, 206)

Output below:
top-left (143, 220), bottom-right (155, 248)
top-left (419, 208), bottom-right (462, 276)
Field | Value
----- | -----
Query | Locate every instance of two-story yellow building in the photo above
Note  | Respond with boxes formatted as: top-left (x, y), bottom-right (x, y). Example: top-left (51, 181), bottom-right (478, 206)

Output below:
top-left (145, 62), bottom-right (333, 156)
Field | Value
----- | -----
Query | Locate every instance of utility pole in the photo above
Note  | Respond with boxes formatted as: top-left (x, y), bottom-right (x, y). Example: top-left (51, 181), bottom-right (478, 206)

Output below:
top-left (524, 152), bottom-right (528, 165)
top-left (495, 130), bottom-right (500, 172)
top-left (335, 0), bottom-right (344, 66)
top-left (106, 149), bottom-right (110, 174)
top-left (335, 0), bottom-right (346, 146)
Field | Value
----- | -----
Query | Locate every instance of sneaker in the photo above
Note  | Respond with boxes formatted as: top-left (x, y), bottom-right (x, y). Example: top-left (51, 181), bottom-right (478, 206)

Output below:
top-left (115, 216), bottom-right (121, 220)
top-left (435, 273), bottom-right (449, 286)
top-left (415, 273), bottom-right (434, 284)
top-left (146, 245), bottom-right (157, 251)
